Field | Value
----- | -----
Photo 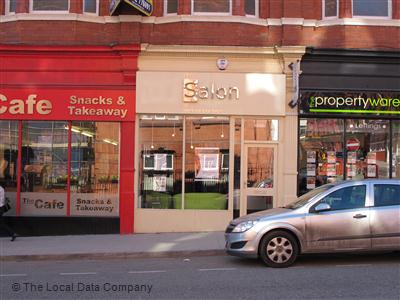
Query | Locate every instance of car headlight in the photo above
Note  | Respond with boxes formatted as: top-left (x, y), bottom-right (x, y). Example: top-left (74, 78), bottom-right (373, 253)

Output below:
top-left (232, 220), bottom-right (259, 233)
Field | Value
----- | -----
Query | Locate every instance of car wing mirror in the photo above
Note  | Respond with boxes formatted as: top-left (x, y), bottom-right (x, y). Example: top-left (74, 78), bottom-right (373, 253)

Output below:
top-left (314, 203), bottom-right (331, 213)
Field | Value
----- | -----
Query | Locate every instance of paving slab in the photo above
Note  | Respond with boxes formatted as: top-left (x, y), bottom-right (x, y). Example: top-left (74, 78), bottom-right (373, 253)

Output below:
top-left (0, 232), bottom-right (226, 261)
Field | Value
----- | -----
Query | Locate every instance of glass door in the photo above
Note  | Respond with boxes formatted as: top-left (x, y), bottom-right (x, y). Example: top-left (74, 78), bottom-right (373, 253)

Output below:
top-left (242, 144), bottom-right (277, 215)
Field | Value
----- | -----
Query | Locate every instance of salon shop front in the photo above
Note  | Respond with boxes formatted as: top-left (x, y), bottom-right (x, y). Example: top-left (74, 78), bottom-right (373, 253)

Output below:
top-left (135, 45), bottom-right (304, 233)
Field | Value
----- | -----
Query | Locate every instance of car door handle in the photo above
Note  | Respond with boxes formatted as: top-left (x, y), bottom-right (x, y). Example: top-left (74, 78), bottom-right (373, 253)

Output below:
top-left (353, 214), bottom-right (367, 219)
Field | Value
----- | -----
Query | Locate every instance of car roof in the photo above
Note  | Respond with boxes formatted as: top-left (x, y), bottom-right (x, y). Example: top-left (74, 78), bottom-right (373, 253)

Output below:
top-left (331, 179), bottom-right (400, 187)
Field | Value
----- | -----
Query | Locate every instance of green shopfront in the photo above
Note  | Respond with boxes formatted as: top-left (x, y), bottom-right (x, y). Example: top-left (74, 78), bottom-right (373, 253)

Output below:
top-left (298, 49), bottom-right (400, 195)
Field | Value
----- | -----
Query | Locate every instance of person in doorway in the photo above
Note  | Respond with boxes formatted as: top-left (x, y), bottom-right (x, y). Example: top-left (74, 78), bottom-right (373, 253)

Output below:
top-left (0, 183), bottom-right (17, 241)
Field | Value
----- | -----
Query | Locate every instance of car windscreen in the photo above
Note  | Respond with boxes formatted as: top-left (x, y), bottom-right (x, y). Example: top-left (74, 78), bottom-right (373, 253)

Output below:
top-left (285, 184), bottom-right (335, 209)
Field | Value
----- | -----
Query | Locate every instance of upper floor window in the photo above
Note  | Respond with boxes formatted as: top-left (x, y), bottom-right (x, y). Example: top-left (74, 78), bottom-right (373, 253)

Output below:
top-left (323, 0), bottom-right (338, 18)
top-left (5, 0), bottom-right (17, 14)
top-left (352, 0), bottom-right (392, 18)
top-left (192, 0), bottom-right (231, 15)
top-left (245, 0), bottom-right (259, 17)
top-left (164, 0), bottom-right (178, 15)
top-left (83, 0), bottom-right (98, 15)
top-left (30, 0), bottom-right (69, 12)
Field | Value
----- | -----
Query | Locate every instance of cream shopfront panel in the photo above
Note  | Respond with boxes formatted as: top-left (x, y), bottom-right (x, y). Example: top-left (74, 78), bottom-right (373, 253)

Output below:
top-left (135, 71), bottom-right (288, 233)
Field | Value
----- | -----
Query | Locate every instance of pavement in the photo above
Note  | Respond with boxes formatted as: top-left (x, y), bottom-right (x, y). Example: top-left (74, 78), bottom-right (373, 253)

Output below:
top-left (0, 232), bottom-right (226, 261)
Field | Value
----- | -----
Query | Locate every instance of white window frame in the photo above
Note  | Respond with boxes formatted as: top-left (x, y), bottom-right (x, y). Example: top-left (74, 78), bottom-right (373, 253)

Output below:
top-left (164, 0), bottom-right (178, 16)
top-left (244, 0), bottom-right (259, 18)
top-left (83, 0), bottom-right (99, 15)
top-left (5, 0), bottom-right (16, 15)
top-left (352, 0), bottom-right (392, 19)
top-left (191, 0), bottom-right (232, 16)
top-left (322, 0), bottom-right (339, 19)
top-left (29, 0), bottom-right (70, 14)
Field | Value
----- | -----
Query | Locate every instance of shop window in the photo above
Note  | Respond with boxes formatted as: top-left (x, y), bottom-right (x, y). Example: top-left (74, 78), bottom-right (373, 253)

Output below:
top-left (346, 119), bottom-right (390, 180)
top-left (185, 116), bottom-right (229, 210)
top-left (0, 121), bottom-right (18, 216)
top-left (298, 118), bottom-right (344, 195)
top-left (164, 0), bottom-right (178, 15)
top-left (139, 115), bottom-right (183, 209)
top-left (323, 0), bottom-right (338, 18)
top-left (192, 0), bottom-right (231, 15)
top-left (352, 0), bottom-right (392, 18)
top-left (20, 121), bottom-right (68, 216)
top-left (244, 118), bottom-right (278, 141)
top-left (233, 118), bottom-right (241, 218)
top-left (245, 0), bottom-right (258, 17)
top-left (30, 0), bottom-right (69, 12)
top-left (393, 121), bottom-right (400, 178)
top-left (83, 0), bottom-right (98, 14)
top-left (5, 0), bottom-right (17, 14)
top-left (70, 122), bottom-right (120, 217)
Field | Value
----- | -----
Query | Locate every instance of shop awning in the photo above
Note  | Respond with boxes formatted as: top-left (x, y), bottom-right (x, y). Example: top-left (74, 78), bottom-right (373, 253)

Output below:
top-left (110, 0), bottom-right (153, 16)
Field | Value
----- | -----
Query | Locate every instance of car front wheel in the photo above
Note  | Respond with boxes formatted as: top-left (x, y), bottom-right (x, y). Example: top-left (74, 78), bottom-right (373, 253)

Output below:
top-left (259, 230), bottom-right (299, 268)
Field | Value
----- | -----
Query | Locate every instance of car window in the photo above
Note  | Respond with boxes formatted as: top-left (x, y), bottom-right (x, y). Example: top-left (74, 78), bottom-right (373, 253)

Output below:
top-left (286, 184), bottom-right (334, 209)
top-left (317, 185), bottom-right (366, 211)
top-left (374, 184), bottom-right (400, 207)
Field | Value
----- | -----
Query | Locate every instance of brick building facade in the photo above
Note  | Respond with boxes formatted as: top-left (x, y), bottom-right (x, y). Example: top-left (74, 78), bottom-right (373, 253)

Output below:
top-left (0, 0), bottom-right (399, 235)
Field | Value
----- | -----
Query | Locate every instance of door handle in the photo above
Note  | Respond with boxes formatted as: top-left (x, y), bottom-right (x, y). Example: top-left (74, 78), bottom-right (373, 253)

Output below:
top-left (353, 214), bottom-right (367, 219)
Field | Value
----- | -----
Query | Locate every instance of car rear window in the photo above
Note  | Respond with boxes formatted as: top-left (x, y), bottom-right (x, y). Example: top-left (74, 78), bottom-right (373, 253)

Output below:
top-left (374, 184), bottom-right (400, 207)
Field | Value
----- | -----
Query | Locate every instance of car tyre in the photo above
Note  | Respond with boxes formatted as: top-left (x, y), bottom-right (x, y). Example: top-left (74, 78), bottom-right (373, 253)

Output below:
top-left (259, 230), bottom-right (299, 268)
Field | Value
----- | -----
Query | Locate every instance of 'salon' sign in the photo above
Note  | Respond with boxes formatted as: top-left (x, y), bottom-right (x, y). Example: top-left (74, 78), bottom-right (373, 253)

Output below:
top-left (183, 79), bottom-right (240, 103)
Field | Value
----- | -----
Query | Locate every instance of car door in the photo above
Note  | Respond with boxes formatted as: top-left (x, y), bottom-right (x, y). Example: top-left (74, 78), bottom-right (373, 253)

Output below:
top-left (370, 182), bottom-right (400, 250)
top-left (306, 184), bottom-right (371, 251)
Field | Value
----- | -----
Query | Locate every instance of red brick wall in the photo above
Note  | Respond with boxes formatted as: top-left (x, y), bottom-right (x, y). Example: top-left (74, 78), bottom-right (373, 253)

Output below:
top-left (0, 0), bottom-right (399, 50)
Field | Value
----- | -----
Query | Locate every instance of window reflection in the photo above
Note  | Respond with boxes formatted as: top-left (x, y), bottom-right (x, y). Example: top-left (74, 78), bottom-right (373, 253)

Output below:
top-left (299, 118), bottom-right (344, 195)
top-left (185, 116), bottom-right (229, 210)
top-left (21, 121), bottom-right (68, 216)
top-left (0, 121), bottom-right (18, 216)
top-left (244, 119), bottom-right (278, 141)
top-left (70, 122), bottom-right (120, 217)
top-left (346, 119), bottom-right (389, 180)
top-left (139, 115), bottom-right (183, 209)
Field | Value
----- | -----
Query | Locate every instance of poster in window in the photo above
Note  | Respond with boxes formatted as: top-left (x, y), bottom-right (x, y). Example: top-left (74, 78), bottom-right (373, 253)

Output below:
top-left (307, 163), bottom-right (316, 176)
top-left (307, 151), bottom-right (316, 163)
top-left (327, 151), bottom-right (336, 164)
top-left (307, 177), bottom-right (316, 189)
top-left (154, 154), bottom-right (167, 170)
top-left (347, 151), bottom-right (357, 164)
top-left (347, 164), bottom-right (356, 177)
top-left (367, 152), bottom-right (376, 165)
top-left (367, 165), bottom-right (377, 178)
top-left (327, 164), bottom-right (336, 176)
top-left (153, 175), bottom-right (167, 192)
top-left (195, 147), bottom-right (220, 180)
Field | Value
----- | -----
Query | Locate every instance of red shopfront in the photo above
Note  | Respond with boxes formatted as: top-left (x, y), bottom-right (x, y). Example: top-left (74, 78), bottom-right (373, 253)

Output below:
top-left (0, 45), bottom-right (138, 235)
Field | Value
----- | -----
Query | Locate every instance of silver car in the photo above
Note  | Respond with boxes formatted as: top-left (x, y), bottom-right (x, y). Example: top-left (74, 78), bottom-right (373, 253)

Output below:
top-left (225, 179), bottom-right (400, 267)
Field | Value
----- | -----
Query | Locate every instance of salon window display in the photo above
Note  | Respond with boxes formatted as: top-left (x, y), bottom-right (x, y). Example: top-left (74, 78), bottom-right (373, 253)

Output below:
top-left (393, 121), bottom-right (400, 178)
top-left (138, 115), bottom-right (229, 210)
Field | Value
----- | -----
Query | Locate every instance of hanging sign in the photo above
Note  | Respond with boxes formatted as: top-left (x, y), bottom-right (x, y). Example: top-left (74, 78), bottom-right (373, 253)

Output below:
top-left (0, 88), bottom-right (135, 121)
top-left (123, 0), bottom-right (153, 16)
top-left (300, 92), bottom-right (400, 116)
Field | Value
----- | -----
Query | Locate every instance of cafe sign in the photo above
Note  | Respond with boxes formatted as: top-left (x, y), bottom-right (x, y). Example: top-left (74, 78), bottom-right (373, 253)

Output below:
top-left (300, 92), bottom-right (400, 115)
top-left (0, 88), bottom-right (135, 121)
